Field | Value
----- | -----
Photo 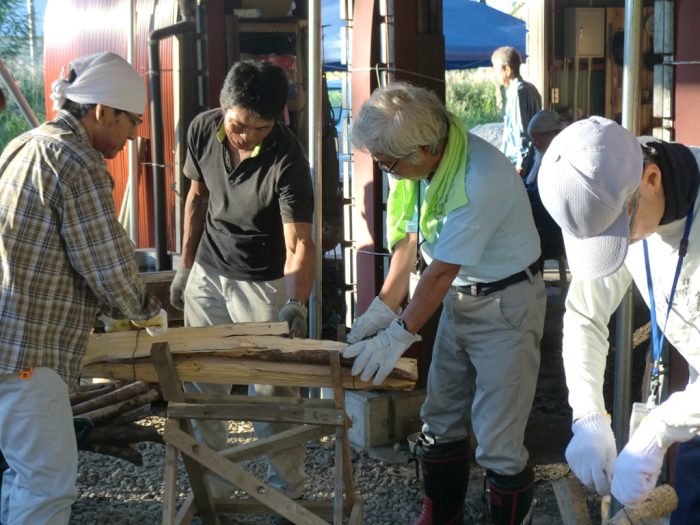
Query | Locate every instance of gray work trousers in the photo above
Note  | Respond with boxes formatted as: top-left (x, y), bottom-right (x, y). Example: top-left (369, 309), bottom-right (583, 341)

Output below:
top-left (421, 275), bottom-right (546, 476)
top-left (183, 261), bottom-right (306, 498)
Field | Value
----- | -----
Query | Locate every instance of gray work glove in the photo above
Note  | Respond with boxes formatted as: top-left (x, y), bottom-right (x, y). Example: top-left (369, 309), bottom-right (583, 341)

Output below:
top-left (169, 268), bottom-right (191, 311)
top-left (347, 296), bottom-right (400, 344)
top-left (278, 300), bottom-right (308, 338)
top-left (344, 319), bottom-right (421, 385)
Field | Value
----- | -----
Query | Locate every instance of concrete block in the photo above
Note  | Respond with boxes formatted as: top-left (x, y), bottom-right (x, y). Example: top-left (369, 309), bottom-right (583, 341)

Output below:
top-left (389, 389), bottom-right (426, 442)
top-left (344, 389), bottom-right (427, 450)
top-left (344, 391), bottom-right (390, 449)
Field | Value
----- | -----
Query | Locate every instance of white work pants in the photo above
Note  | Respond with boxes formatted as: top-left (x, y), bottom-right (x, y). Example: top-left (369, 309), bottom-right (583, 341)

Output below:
top-left (183, 262), bottom-right (306, 498)
top-left (0, 367), bottom-right (77, 525)
top-left (421, 276), bottom-right (546, 476)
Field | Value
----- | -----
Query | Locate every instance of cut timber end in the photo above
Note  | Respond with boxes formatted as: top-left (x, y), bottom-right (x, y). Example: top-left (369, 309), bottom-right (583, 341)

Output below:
top-left (551, 478), bottom-right (593, 525)
top-left (606, 484), bottom-right (678, 524)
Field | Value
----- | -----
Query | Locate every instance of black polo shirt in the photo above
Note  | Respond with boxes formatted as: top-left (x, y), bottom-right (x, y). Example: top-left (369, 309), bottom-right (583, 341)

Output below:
top-left (184, 108), bottom-right (313, 281)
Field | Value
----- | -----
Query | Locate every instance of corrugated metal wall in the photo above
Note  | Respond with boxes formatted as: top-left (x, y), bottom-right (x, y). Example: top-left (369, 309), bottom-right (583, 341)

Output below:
top-left (43, 0), bottom-right (179, 250)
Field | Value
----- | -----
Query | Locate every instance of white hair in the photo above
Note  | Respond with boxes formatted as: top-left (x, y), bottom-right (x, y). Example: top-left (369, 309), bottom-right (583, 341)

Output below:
top-left (351, 83), bottom-right (449, 161)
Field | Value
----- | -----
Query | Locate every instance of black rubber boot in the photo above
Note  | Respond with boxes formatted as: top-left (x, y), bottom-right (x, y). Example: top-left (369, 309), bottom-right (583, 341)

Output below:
top-left (412, 434), bottom-right (470, 525)
top-left (486, 465), bottom-right (535, 525)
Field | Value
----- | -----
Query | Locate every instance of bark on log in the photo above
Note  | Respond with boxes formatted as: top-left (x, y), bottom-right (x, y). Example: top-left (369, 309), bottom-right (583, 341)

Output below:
top-left (69, 383), bottom-right (116, 405)
top-left (72, 381), bottom-right (150, 415)
top-left (108, 404), bottom-right (156, 426)
top-left (82, 443), bottom-right (143, 466)
top-left (80, 389), bottom-right (161, 424)
top-left (83, 424), bottom-right (162, 445)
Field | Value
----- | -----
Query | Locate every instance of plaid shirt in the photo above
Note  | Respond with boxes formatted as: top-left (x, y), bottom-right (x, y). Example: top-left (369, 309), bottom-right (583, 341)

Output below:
top-left (0, 111), bottom-right (160, 387)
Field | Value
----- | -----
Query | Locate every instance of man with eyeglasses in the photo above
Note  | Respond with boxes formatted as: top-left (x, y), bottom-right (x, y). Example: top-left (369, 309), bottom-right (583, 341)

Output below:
top-left (538, 116), bottom-right (700, 523)
top-left (348, 82), bottom-right (545, 525)
top-left (0, 51), bottom-right (164, 525)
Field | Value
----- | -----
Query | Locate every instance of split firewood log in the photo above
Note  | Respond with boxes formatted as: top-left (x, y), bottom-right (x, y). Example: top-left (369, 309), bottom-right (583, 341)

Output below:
top-left (72, 381), bottom-right (151, 415)
top-left (79, 389), bottom-right (161, 424)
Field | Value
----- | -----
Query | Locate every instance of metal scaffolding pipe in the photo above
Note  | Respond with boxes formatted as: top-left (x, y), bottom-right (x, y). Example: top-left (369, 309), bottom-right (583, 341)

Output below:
top-left (148, 21), bottom-right (193, 271)
top-left (308, 0), bottom-right (323, 339)
top-left (610, 0), bottom-right (643, 517)
top-left (0, 58), bottom-right (39, 128)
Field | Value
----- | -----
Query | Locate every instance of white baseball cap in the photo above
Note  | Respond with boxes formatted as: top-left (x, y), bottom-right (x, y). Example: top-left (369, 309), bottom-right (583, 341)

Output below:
top-left (538, 116), bottom-right (643, 280)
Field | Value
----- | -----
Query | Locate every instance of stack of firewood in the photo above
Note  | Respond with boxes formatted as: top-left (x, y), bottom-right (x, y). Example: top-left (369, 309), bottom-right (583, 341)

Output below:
top-left (71, 380), bottom-right (164, 465)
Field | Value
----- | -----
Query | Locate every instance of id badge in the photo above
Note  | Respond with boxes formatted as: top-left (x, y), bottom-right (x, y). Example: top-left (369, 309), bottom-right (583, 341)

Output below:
top-left (409, 271), bottom-right (420, 299)
top-left (629, 401), bottom-right (653, 438)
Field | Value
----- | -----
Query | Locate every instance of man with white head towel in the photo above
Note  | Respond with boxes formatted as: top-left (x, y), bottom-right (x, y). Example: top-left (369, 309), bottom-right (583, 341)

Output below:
top-left (0, 51), bottom-right (165, 525)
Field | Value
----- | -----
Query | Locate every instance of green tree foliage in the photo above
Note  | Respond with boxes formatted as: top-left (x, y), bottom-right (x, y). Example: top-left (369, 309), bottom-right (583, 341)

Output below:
top-left (0, 0), bottom-right (45, 152)
top-left (445, 69), bottom-right (502, 130)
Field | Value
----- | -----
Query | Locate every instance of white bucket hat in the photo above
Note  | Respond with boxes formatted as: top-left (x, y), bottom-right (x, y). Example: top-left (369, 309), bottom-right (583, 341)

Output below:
top-left (538, 116), bottom-right (643, 280)
top-left (50, 51), bottom-right (146, 115)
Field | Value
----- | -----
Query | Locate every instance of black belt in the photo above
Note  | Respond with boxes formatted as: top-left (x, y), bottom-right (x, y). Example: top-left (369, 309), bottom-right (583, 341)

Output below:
top-left (454, 259), bottom-right (541, 297)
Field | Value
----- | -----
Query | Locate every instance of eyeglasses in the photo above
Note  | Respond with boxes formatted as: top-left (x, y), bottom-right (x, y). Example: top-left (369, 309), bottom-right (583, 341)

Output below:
top-left (123, 111), bottom-right (143, 127)
top-left (373, 156), bottom-right (400, 174)
top-left (628, 187), bottom-right (641, 232)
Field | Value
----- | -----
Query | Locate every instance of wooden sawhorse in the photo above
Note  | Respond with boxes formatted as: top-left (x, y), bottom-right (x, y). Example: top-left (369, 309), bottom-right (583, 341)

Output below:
top-left (151, 342), bottom-right (363, 525)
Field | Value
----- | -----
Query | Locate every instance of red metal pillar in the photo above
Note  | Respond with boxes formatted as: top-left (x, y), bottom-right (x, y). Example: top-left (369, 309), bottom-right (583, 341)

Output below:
top-left (351, 0), bottom-right (383, 314)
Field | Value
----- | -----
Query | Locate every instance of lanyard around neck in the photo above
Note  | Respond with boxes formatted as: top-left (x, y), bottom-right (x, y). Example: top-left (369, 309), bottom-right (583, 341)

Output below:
top-left (643, 210), bottom-right (693, 386)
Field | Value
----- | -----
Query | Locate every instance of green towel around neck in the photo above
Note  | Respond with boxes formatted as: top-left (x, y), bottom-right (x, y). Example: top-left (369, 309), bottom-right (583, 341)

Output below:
top-left (386, 114), bottom-right (469, 250)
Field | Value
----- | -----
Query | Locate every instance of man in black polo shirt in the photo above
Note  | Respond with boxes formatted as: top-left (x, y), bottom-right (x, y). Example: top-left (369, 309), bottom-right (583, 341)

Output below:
top-left (170, 60), bottom-right (314, 500)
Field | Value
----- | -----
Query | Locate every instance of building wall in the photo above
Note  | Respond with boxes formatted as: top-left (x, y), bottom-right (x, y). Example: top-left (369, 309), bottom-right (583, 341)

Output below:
top-left (43, 0), bottom-right (180, 250)
top-left (674, 0), bottom-right (700, 145)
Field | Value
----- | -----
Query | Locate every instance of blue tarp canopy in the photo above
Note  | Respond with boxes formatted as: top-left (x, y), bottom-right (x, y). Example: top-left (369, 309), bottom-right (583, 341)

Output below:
top-left (322, 0), bottom-right (527, 71)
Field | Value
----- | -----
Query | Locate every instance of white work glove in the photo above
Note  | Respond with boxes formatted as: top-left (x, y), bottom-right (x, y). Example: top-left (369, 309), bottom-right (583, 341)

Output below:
top-left (278, 300), bottom-right (307, 338)
top-left (131, 308), bottom-right (168, 336)
top-left (346, 296), bottom-right (399, 344)
top-left (565, 412), bottom-right (617, 495)
top-left (611, 419), bottom-right (667, 507)
top-left (344, 319), bottom-right (421, 385)
top-left (169, 267), bottom-right (191, 311)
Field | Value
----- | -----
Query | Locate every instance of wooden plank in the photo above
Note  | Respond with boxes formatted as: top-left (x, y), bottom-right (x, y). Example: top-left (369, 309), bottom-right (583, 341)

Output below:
top-left (348, 500), bottom-right (364, 525)
top-left (551, 478), bottom-right (593, 525)
top-left (83, 355), bottom-right (417, 391)
top-left (165, 422), bottom-right (329, 525)
top-left (182, 393), bottom-right (334, 408)
top-left (329, 351), bottom-right (356, 506)
top-left (174, 491), bottom-right (195, 525)
top-left (219, 425), bottom-right (333, 463)
top-left (163, 444), bottom-right (179, 524)
top-left (214, 498), bottom-right (343, 520)
top-left (167, 403), bottom-right (345, 426)
top-left (152, 344), bottom-right (220, 525)
top-left (85, 323), bottom-right (291, 363)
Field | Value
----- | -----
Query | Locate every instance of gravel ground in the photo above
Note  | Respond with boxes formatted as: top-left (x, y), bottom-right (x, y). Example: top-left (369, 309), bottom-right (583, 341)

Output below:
top-left (69, 417), bottom-right (592, 525)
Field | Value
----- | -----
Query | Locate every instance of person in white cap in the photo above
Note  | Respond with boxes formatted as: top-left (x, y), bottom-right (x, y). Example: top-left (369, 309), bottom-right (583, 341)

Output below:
top-left (538, 115), bottom-right (700, 522)
top-left (0, 51), bottom-right (165, 525)
top-left (491, 46), bottom-right (542, 176)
